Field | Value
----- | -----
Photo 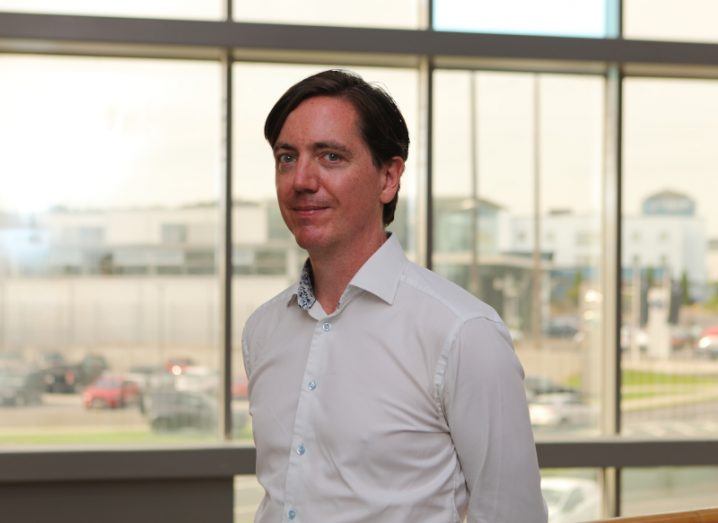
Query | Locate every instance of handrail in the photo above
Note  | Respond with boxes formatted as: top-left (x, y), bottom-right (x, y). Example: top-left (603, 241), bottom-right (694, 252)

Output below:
top-left (593, 508), bottom-right (718, 522)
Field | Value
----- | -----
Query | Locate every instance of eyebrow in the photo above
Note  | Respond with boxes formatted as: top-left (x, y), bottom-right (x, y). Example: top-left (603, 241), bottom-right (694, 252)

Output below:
top-left (273, 141), bottom-right (353, 156)
top-left (273, 142), bottom-right (297, 153)
top-left (312, 141), bottom-right (352, 156)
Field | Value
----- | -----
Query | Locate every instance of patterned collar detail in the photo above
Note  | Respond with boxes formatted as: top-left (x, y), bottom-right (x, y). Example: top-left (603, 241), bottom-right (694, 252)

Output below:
top-left (297, 259), bottom-right (317, 310)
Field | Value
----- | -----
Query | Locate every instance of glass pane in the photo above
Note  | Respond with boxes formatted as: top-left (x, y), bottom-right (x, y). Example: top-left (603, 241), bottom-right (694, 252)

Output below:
top-left (622, 467), bottom-right (718, 515)
top-left (231, 62), bottom-right (421, 441)
top-left (625, 0), bottom-right (718, 43)
top-left (0, 0), bottom-right (221, 20)
top-left (237, 469), bottom-right (606, 522)
top-left (0, 55), bottom-right (222, 445)
top-left (233, 0), bottom-right (422, 29)
top-left (433, 70), bottom-right (605, 437)
top-left (434, 0), bottom-right (607, 37)
top-left (541, 468), bottom-right (604, 522)
top-left (235, 475), bottom-right (264, 522)
top-left (622, 78), bottom-right (718, 438)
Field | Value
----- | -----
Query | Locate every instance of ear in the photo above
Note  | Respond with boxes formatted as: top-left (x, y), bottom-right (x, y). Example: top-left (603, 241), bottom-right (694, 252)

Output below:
top-left (379, 156), bottom-right (404, 205)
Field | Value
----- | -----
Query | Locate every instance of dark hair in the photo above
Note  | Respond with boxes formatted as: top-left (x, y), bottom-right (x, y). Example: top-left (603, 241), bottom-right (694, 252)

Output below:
top-left (264, 69), bottom-right (409, 226)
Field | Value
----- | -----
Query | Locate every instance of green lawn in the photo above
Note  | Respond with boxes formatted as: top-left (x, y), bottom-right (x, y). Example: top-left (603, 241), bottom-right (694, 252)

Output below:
top-left (622, 370), bottom-right (717, 386)
top-left (0, 424), bottom-right (253, 446)
top-left (565, 370), bottom-right (718, 403)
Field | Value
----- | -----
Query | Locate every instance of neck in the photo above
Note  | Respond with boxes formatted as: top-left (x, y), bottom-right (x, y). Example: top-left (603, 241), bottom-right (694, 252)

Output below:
top-left (309, 228), bottom-right (387, 314)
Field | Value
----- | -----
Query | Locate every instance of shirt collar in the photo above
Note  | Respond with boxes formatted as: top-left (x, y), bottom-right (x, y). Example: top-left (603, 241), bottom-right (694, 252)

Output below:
top-left (288, 234), bottom-right (406, 310)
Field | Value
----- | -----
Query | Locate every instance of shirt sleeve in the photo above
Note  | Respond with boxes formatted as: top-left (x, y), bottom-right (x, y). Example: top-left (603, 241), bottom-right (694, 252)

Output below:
top-left (241, 317), bottom-right (253, 380)
top-left (442, 316), bottom-right (547, 523)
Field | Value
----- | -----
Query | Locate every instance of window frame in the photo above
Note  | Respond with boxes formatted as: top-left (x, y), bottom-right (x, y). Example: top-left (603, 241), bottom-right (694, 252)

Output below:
top-left (2, 0), bottom-right (718, 517)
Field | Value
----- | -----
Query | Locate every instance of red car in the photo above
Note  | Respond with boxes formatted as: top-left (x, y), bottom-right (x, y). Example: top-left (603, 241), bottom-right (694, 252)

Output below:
top-left (165, 357), bottom-right (196, 376)
top-left (83, 375), bottom-right (141, 409)
top-left (233, 374), bottom-right (249, 400)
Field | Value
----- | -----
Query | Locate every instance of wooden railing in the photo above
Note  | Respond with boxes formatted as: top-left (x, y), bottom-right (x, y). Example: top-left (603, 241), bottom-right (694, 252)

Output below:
top-left (593, 508), bottom-right (718, 522)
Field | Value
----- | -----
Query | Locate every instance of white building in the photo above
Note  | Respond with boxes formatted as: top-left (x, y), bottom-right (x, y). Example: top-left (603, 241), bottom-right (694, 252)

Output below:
top-left (509, 191), bottom-right (708, 287)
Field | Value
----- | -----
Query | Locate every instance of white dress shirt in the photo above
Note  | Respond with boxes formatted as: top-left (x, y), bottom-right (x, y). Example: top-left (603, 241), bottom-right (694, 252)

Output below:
top-left (242, 234), bottom-right (547, 523)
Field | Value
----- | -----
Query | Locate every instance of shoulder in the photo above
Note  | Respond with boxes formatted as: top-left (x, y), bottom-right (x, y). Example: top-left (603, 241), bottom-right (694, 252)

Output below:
top-left (399, 261), bottom-right (503, 325)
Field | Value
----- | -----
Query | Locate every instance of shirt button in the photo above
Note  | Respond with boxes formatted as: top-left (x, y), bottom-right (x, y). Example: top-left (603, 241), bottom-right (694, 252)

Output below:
top-left (288, 509), bottom-right (296, 520)
top-left (296, 443), bottom-right (306, 456)
top-left (307, 380), bottom-right (317, 391)
top-left (321, 322), bottom-right (331, 332)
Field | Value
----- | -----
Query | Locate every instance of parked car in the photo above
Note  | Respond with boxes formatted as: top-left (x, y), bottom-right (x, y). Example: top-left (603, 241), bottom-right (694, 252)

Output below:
top-left (165, 357), bottom-right (196, 376)
top-left (541, 477), bottom-right (601, 523)
top-left (43, 363), bottom-right (81, 393)
top-left (233, 374), bottom-right (248, 400)
top-left (524, 375), bottom-right (578, 402)
top-left (529, 391), bottom-right (595, 429)
top-left (543, 317), bottom-right (580, 339)
top-left (148, 390), bottom-right (248, 434)
top-left (174, 366), bottom-right (218, 394)
top-left (696, 327), bottom-right (718, 359)
top-left (127, 365), bottom-right (171, 392)
top-left (40, 353), bottom-right (109, 393)
top-left (620, 325), bottom-right (649, 353)
top-left (0, 368), bottom-right (44, 406)
top-left (83, 375), bottom-right (142, 409)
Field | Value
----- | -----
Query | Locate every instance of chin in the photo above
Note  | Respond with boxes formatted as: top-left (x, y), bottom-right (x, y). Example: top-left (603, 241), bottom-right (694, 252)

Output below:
top-left (292, 230), bottom-right (333, 252)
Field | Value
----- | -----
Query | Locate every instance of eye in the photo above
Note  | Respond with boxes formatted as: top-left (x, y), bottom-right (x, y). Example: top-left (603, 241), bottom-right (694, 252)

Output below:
top-left (277, 153), bottom-right (295, 164)
top-left (323, 152), bottom-right (342, 162)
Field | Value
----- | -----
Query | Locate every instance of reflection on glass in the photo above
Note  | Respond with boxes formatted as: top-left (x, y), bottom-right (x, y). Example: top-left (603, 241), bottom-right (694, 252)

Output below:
top-left (433, 70), bottom-right (605, 437)
top-left (621, 78), bottom-right (718, 438)
top-left (0, 55), bottom-right (222, 445)
top-left (434, 0), bottom-right (606, 37)
top-left (625, 0), bottom-right (718, 43)
top-left (622, 467), bottom-right (718, 515)
top-left (541, 469), bottom-right (603, 523)
top-left (0, 0), bottom-right (221, 19)
top-left (231, 62), bottom-right (421, 442)
top-left (233, 0), bottom-right (421, 28)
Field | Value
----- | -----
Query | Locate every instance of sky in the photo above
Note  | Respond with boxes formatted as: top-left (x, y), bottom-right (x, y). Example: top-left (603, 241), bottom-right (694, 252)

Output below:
top-left (0, 1), bottom-right (717, 236)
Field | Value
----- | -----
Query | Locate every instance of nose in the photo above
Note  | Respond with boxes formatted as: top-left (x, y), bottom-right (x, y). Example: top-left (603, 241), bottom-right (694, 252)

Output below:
top-left (292, 157), bottom-right (320, 193)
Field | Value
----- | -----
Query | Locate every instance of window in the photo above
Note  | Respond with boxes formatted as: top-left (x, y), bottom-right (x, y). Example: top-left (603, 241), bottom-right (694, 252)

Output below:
top-left (434, 0), bottom-right (607, 37)
top-left (0, 54), bottom-right (222, 445)
top-left (625, 0), bottom-right (718, 43)
top-left (234, 0), bottom-right (421, 28)
top-left (0, 0), bottom-right (222, 20)
top-left (433, 70), bottom-right (605, 437)
top-left (3, 3), bottom-right (718, 521)
top-left (622, 467), bottom-right (718, 515)
top-left (622, 78), bottom-right (718, 437)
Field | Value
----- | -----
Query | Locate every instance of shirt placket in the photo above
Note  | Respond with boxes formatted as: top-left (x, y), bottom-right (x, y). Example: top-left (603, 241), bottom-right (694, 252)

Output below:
top-left (282, 300), bottom-right (346, 522)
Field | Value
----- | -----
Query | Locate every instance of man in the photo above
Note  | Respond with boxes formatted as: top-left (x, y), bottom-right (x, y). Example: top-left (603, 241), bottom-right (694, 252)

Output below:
top-left (242, 69), bottom-right (546, 522)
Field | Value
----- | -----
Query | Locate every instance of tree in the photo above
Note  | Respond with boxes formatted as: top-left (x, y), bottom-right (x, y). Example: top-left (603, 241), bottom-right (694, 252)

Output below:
top-left (680, 271), bottom-right (693, 306)
top-left (567, 270), bottom-right (584, 308)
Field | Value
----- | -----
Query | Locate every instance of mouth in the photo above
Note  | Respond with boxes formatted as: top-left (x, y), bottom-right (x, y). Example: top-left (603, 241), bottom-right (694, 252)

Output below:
top-left (292, 205), bottom-right (329, 218)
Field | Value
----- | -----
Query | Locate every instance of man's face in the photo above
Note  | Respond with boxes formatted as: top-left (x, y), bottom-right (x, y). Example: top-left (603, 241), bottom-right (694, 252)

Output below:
top-left (273, 95), bottom-right (401, 254)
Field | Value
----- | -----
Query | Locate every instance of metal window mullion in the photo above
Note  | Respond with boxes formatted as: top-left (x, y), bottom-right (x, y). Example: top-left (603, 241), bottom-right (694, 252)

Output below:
top-left (603, 0), bottom-right (623, 516)
top-left (601, 62), bottom-right (623, 517)
top-left (5, 14), bottom-right (718, 70)
top-left (421, 56), bottom-right (435, 270)
top-left (531, 74), bottom-right (543, 350)
top-left (219, 50), bottom-right (234, 441)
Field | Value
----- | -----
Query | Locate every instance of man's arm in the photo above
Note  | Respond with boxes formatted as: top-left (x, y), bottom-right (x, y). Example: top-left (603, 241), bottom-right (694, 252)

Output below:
top-left (442, 316), bottom-right (547, 523)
